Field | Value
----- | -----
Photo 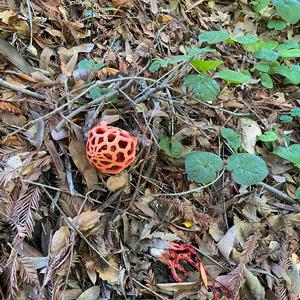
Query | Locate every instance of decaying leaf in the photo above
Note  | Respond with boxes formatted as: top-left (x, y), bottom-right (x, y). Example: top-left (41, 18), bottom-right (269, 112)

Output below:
top-left (106, 171), bottom-right (129, 192)
top-left (239, 118), bottom-right (262, 154)
top-left (50, 226), bottom-right (70, 255)
top-left (96, 256), bottom-right (119, 284)
top-left (73, 210), bottom-right (101, 232)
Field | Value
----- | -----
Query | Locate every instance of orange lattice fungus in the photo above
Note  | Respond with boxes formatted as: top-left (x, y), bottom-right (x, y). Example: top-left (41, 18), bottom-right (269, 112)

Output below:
top-left (86, 122), bottom-right (138, 174)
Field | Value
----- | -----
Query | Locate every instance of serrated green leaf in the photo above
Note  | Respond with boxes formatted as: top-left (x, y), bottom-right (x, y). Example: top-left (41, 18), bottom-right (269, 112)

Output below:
top-left (267, 19), bottom-right (286, 29)
top-left (291, 107), bottom-right (300, 117)
top-left (199, 31), bottom-right (230, 44)
top-left (260, 73), bottom-right (273, 88)
top-left (77, 59), bottom-right (104, 71)
top-left (227, 153), bottom-right (269, 185)
top-left (184, 74), bottom-right (220, 102)
top-left (272, 0), bottom-right (300, 24)
top-left (185, 151), bottom-right (223, 184)
top-left (296, 187), bottom-right (300, 200)
top-left (159, 136), bottom-right (184, 158)
top-left (191, 59), bottom-right (223, 72)
top-left (89, 86), bottom-right (116, 102)
top-left (221, 128), bottom-right (241, 148)
top-left (254, 63), bottom-right (270, 72)
top-left (273, 144), bottom-right (300, 168)
top-left (279, 114), bottom-right (293, 122)
top-left (216, 69), bottom-right (252, 84)
top-left (257, 131), bottom-right (277, 142)
top-left (278, 49), bottom-right (300, 58)
top-left (255, 50), bottom-right (278, 61)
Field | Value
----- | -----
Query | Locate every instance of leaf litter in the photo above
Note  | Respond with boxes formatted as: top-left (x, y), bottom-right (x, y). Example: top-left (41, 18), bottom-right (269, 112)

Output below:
top-left (0, 0), bottom-right (300, 300)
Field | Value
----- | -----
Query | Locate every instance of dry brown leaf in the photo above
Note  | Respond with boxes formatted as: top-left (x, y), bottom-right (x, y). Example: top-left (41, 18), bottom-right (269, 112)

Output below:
top-left (50, 226), bottom-right (70, 255)
top-left (96, 256), bottom-right (119, 284)
top-left (200, 263), bottom-right (208, 289)
top-left (73, 210), bottom-right (101, 232)
top-left (68, 139), bottom-right (99, 190)
top-left (77, 286), bottom-right (100, 300)
top-left (0, 101), bottom-right (22, 114)
top-left (239, 118), bottom-right (262, 154)
top-left (106, 171), bottom-right (129, 192)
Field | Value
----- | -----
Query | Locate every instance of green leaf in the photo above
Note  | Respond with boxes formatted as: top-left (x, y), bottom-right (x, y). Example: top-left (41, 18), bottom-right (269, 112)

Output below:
top-left (257, 131), bottom-right (277, 142)
top-left (221, 128), bottom-right (241, 148)
top-left (159, 136), bottom-right (184, 158)
top-left (278, 49), bottom-right (300, 58)
top-left (279, 114), bottom-right (293, 122)
top-left (216, 69), bottom-right (252, 84)
top-left (272, 0), bottom-right (300, 24)
top-left (185, 151), bottom-right (224, 184)
top-left (227, 153), bottom-right (269, 185)
top-left (267, 19), bottom-right (287, 29)
top-left (254, 63), bottom-right (270, 72)
top-left (273, 144), bottom-right (300, 168)
top-left (255, 50), bottom-right (278, 61)
top-left (235, 35), bottom-right (259, 45)
top-left (260, 73), bottom-right (273, 88)
top-left (199, 31), bottom-right (230, 44)
top-left (89, 86), bottom-right (116, 102)
top-left (184, 74), bottom-right (220, 102)
top-left (272, 64), bottom-right (300, 84)
top-left (296, 187), bottom-right (300, 200)
top-left (277, 40), bottom-right (299, 51)
top-left (244, 40), bottom-right (278, 52)
top-left (191, 59), bottom-right (223, 72)
top-left (77, 59), bottom-right (104, 71)
top-left (291, 107), bottom-right (300, 117)
top-left (254, 0), bottom-right (271, 12)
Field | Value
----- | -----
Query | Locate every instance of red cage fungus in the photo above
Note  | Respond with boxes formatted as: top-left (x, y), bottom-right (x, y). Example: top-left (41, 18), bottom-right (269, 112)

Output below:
top-left (86, 122), bottom-right (138, 174)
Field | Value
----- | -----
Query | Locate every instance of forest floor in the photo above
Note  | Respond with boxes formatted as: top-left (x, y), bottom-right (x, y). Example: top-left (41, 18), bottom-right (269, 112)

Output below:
top-left (0, 1), bottom-right (300, 299)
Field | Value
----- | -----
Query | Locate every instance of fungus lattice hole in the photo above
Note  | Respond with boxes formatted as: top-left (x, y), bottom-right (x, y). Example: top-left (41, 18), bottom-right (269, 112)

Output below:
top-left (109, 166), bottom-right (121, 171)
top-left (100, 145), bottom-right (107, 151)
top-left (90, 138), bottom-right (96, 145)
top-left (108, 134), bottom-right (116, 142)
top-left (89, 132), bottom-right (93, 138)
top-left (98, 137), bottom-right (104, 144)
top-left (118, 140), bottom-right (128, 149)
top-left (120, 132), bottom-right (129, 138)
top-left (100, 160), bottom-right (110, 165)
top-left (110, 145), bottom-right (116, 152)
top-left (96, 128), bottom-right (105, 134)
top-left (104, 153), bottom-right (112, 160)
top-left (116, 152), bottom-right (125, 162)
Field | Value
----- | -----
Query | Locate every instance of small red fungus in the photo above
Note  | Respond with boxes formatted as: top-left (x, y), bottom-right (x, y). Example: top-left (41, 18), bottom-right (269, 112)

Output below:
top-left (86, 122), bottom-right (138, 174)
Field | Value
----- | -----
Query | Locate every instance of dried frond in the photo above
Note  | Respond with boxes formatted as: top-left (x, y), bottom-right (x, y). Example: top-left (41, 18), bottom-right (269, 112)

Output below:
top-left (58, 194), bottom-right (85, 218)
top-left (0, 101), bottom-right (22, 114)
top-left (18, 257), bottom-right (39, 285)
top-left (9, 186), bottom-right (40, 245)
top-left (145, 269), bottom-right (155, 289)
top-left (2, 249), bottom-right (18, 299)
top-left (274, 279), bottom-right (288, 300)
top-left (239, 234), bottom-right (258, 264)
top-left (194, 211), bottom-right (213, 230)
top-left (52, 278), bottom-right (64, 300)
top-left (227, 263), bottom-right (246, 299)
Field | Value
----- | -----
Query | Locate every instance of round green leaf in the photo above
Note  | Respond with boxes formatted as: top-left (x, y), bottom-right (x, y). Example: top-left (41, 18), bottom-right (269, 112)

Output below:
top-left (235, 35), bottom-right (259, 45)
top-left (184, 74), bottom-right (220, 102)
top-left (185, 151), bottom-right (223, 184)
top-left (267, 20), bottom-right (286, 30)
top-left (254, 63), bottom-right (270, 73)
top-left (191, 59), bottom-right (223, 72)
top-left (216, 69), bottom-right (252, 84)
top-left (272, 0), bottom-right (300, 25)
top-left (255, 50), bottom-right (278, 61)
top-left (257, 131), bottom-right (277, 142)
top-left (278, 49), bottom-right (300, 58)
top-left (279, 114), bottom-right (293, 123)
top-left (273, 144), bottom-right (300, 167)
top-left (199, 31), bottom-right (230, 44)
top-left (221, 128), bottom-right (241, 148)
top-left (260, 73), bottom-right (273, 88)
top-left (227, 153), bottom-right (269, 185)
top-left (296, 187), bottom-right (300, 200)
top-left (291, 107), bottom-right (300, 117)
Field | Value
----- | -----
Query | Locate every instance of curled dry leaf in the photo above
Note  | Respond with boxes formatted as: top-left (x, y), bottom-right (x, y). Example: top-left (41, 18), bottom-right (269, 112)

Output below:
top-left (73, 210), bottom-right (101, 232)
top-left (239, 118), bottom-right (262, 154)
top-left (106, 171), bottom-right (130, 192)
top-left (96, 256), bottom-right (119, 284)
top-left (68, 138), bottom-right (99, 190)
top-left (50, 226), bottom-right (70, 255)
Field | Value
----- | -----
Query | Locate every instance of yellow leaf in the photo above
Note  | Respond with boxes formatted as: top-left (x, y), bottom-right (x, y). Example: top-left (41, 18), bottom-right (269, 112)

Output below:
top-left (96, 256), bottom-right (119, 284)
top-left (182, 220), bottom-right (193, 228)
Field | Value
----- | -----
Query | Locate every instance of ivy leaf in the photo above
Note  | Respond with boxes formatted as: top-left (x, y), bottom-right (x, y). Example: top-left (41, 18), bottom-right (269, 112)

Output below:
top-left (272, 0), bottom-right (300, 24)
top-left (184, 74), bottom-right (220, 102)
top-left (199, 31), bottom-right (230, 44)
top-left (291, 107), bottom-right (300, 117)
top-left (257, 131), bottom-right (277, 142)
top-left (221, 128), bottom-right (241, 148)
top-left (227, 153), bottom-right (269, 185)
top-left (267, 19), bottom-right (286, 29)
top-left (279, 114), bottom-right (293, 122)
top-left (77, 59), bottom-right (104, 71)
top-left (255, 50), bottom-right (278, 61)
top-left (159, 136), bottom-right (184, 158)
top-left (191, 59), bottom-right (223, 72)
top-left (296, 187), bottom-right (300, 200)
top-left (185, 151), bottom-right (223, 184)
top-left (216, 69), bottom-right (252, 84)
top-left (273, 144), bottom-right (300, 168)
top-left (260, 73), bottom-right (273, 88)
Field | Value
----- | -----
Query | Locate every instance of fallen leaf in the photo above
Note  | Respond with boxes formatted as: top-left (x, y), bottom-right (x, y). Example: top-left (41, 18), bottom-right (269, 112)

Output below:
top-left (73, 210), bottom-right (101, 232)
top-left (106, 171), bottom-right (129, 192)
top-left (50, 226), bottom-right (70, 255)
top-left (217, 225), bottom-right (236, 259)
top-left (76, 286), bottom-right (100, 300)
top-left (239, 118), bottom-right (262, 153)
top-left (96, 256), bottom-right (119, 284)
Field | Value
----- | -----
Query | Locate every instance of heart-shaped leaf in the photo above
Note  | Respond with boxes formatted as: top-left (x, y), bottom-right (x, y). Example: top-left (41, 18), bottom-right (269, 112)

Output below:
top-left (221, 128), bottom-right (241, 148)
top-left (272, 0), bottom-right (300, 24)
